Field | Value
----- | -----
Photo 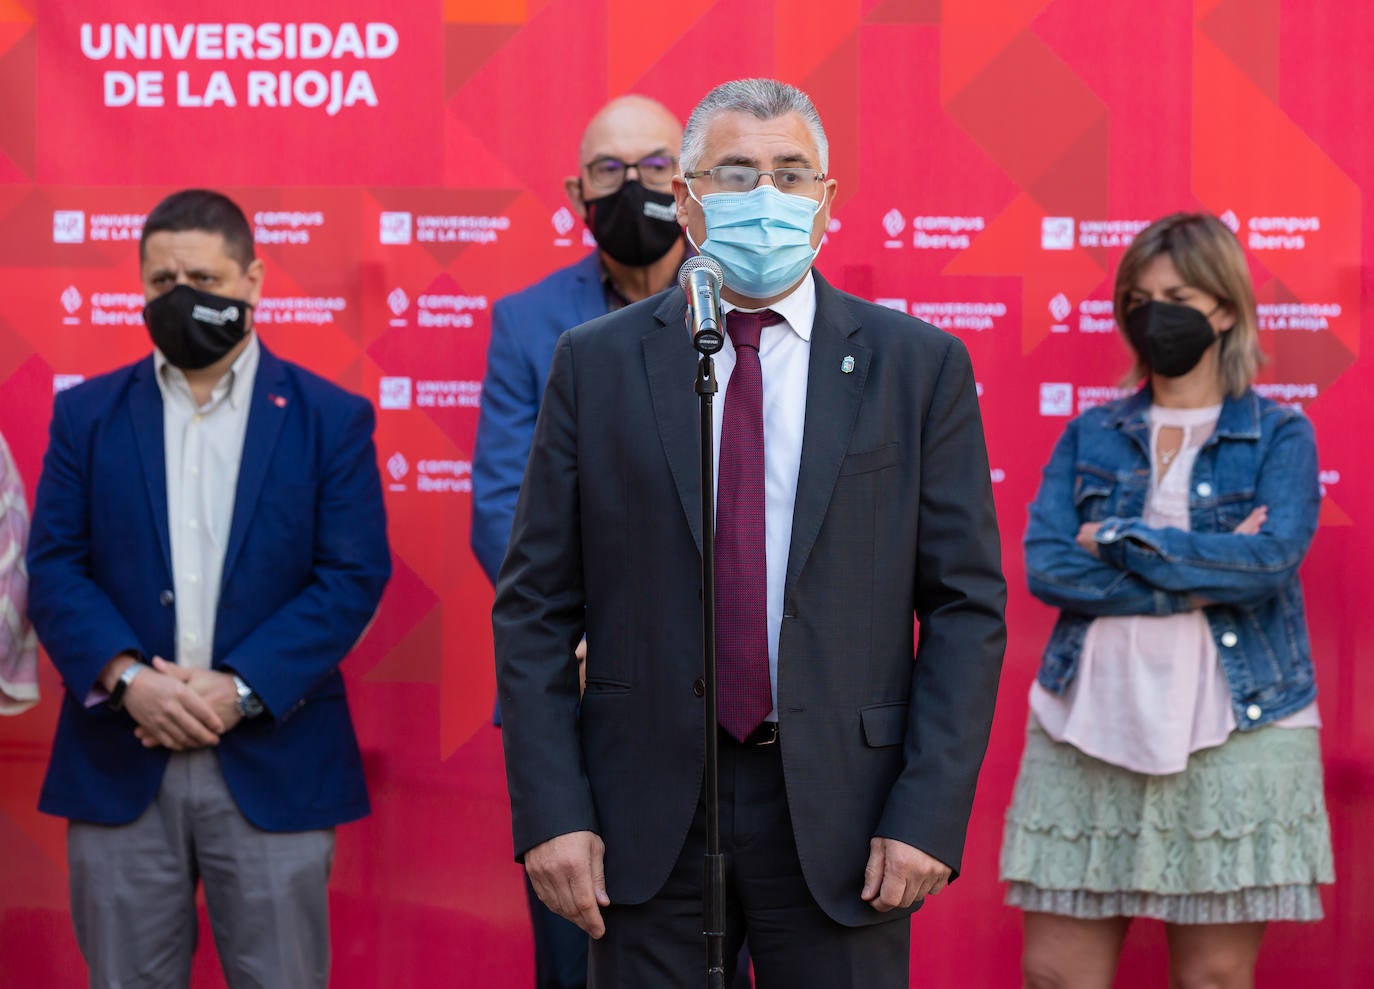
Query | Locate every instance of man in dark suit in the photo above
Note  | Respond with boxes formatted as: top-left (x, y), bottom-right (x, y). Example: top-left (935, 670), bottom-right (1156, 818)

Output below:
top-left (472, 95), bottom-right (690, 989)
top-left (494, 79), bottom-right (1007, 988)
top-left (27, 189), bottom-right (390, 988)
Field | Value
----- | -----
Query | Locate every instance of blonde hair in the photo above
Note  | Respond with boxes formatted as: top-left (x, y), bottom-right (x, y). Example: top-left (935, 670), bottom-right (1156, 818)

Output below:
top-left (1113, 213), bottom-right (1264, 396)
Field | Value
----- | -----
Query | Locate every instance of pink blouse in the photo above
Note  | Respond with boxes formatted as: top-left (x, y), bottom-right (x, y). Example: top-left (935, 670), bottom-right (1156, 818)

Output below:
top-left (1, 431), bottom-right (38, 715)
top-left (1031, 403), bottom-right (1318, 775)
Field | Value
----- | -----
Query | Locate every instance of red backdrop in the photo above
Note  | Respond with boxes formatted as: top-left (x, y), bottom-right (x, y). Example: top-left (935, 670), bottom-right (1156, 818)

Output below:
top-left (1, 1), bottom-right (1371, 985)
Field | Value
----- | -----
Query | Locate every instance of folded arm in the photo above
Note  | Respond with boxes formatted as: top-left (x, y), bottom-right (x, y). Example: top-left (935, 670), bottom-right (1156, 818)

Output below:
top-left (1095, 414), bottom-right (1319, 607)
top-left (1024, 421), bottom-right (1193, 617)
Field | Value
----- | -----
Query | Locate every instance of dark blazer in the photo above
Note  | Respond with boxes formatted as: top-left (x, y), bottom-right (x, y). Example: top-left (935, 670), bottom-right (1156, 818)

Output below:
top-left (494, 272), bottom-right (1007, 927)
top-left (471, 252), bottom-right (607, 583)
top-left (28, 344), bottom-right (391, 832)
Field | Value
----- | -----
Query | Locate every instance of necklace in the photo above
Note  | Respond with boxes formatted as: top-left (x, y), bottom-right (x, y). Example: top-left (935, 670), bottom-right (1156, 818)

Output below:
top-left (1159, 447), bottom-right (1178, 466)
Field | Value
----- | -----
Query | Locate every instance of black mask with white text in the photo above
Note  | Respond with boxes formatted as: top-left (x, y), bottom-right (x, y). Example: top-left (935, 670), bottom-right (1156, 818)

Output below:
top-left (143, 284), bottom-right (252, 370)
top-left (582, 180), bottom-right (682, 267)
top-left (1124, 300), bottom-right (1220, 378)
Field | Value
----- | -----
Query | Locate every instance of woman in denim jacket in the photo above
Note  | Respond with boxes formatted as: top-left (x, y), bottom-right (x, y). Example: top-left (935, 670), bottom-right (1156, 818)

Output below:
top-left (1000, 214), bottom-right (1333, 989)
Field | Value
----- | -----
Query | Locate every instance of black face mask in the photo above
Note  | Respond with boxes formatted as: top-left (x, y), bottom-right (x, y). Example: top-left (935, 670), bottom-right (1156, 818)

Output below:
top-left (143, 284), bottom-right (252, 370)
top-left (582, 180), bottom-right (682, 267)
top-left (1124, 300), bottom-right (1221, 378)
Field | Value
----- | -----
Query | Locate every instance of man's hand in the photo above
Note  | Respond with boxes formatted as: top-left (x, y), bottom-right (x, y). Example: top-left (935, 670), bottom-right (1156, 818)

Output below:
top-left (133, 658), bottom-right (242, 747)
top-left (120, 657), bottom-right (225, 750)
top-left (524, 830), bottom-right (610, 938)
top-left (158, 657), bottom-right (243, 728)
top-left (1076, 522), bottom-right (1103, 558)
top-left (861, 837), bottom-right (951, 912)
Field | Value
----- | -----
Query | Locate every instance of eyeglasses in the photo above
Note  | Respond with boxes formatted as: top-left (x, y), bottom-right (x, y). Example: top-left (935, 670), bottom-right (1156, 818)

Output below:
top-left (682, 166), bottom-right (825, 195)
top-left (584, 154), bottom-right (677, 192)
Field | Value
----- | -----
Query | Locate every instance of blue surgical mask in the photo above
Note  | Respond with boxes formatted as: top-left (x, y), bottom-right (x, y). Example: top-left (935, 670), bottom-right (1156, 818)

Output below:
top-left (686, 184), bottom-right (822, 299)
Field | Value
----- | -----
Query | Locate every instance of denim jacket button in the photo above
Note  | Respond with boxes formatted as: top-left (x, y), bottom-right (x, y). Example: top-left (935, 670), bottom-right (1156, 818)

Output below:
top-left (1196, 482), bottom-right (1213, 497)
top-left (1221, 631), bottom-right (1239, 648)
top-left (1246, 703), bottom-right (1262, 721)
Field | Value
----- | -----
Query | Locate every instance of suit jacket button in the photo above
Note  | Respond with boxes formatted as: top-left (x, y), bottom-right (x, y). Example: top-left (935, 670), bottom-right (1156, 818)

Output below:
top-left (159, 589), bottom-right (174, 607)
top-left (692, 678), bottom-right (705, 697)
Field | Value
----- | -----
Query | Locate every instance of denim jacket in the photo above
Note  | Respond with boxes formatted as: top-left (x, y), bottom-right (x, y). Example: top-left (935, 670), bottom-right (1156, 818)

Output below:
top-left (1024, 387), bottom-right (1320, 731)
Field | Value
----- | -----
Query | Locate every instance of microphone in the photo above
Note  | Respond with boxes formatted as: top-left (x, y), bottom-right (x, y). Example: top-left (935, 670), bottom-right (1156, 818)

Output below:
top-left (679, 256), bottom-right (724, 354)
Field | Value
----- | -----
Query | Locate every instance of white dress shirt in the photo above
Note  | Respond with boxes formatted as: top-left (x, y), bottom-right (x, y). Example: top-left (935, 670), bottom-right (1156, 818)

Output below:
top-left (714, 273), bottom-right (816, 720)
top-left (155, 335), bottom-right (259, 670)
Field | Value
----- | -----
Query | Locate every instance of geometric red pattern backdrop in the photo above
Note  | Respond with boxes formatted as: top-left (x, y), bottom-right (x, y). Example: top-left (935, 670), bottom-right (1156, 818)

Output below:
top-left (2, 1), bottom-right (1371, 985)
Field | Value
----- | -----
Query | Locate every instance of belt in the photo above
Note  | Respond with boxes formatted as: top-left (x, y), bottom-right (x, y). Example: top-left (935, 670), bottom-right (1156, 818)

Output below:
top-left (734, 721), bottom-right (779, 747)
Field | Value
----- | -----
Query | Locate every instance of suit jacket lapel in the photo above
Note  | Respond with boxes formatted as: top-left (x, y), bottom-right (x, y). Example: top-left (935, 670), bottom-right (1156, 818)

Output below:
top-left (128, 357), bottom-right (172, 576)
top-left (644, 292), bottom-right (704, 555)
top-left (222, 345), bottom-right (289, 584)
top-left (785, 274), bottom-right (869, 597)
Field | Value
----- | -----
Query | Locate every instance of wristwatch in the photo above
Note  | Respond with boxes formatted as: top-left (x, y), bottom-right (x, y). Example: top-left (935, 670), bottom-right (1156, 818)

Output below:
top-left (232, 674), bottom-right (265, 719)
top-left (108, 662), bottom-right (143, 711)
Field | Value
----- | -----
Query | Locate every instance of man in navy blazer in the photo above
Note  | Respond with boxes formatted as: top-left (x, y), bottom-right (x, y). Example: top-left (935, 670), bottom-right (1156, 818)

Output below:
top-left (27, 189), bottom-right (390, 988)
top-left (471, 95), bottom-right (690, 989)
top-left (471, 94), bottom-right (688, 584)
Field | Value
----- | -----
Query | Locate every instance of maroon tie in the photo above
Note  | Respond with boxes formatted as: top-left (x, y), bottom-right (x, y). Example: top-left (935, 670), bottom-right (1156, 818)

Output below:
top-left (716, 309), bottom-right (782, 742)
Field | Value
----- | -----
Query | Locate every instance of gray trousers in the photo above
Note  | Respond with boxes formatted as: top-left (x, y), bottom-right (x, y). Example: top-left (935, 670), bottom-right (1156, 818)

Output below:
top-left (68, 749), bottom-right (335, 989)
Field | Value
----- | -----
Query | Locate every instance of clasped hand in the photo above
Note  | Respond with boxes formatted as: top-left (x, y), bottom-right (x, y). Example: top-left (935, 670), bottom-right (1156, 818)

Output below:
top-left (123, 656), bottom-right (243, 750)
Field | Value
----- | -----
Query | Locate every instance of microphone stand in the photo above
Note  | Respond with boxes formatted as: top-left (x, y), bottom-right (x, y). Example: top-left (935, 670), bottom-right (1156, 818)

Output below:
top-left (692, 314), bottom-right (727, 989)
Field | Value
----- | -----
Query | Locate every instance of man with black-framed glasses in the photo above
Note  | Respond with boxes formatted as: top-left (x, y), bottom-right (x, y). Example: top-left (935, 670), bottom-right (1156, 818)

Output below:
top-left (471, 93), bottom-right (689, 989)
top-left (474, 94), bottom-right (687, 594)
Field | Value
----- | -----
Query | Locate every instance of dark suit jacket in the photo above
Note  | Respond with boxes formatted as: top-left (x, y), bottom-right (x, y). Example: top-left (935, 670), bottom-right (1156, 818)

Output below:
top-left (28, 344), bottom-right (391, 832)
top-left (494, 272), bottom-right (1006, 927)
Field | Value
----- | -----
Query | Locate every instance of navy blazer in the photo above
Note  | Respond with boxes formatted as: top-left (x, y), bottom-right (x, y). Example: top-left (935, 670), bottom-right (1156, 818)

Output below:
top-left (471, 252), bottom-right (608, 584)
top-left (28, 344), bottom-right (391, 832)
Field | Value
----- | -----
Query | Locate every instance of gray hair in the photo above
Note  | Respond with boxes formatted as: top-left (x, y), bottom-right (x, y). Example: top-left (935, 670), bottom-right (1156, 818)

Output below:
top-left (680, 79), bottom-right (829, 174)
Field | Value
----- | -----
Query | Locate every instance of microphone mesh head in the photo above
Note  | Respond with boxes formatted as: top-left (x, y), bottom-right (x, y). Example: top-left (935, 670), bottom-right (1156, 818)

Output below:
top-left (678, 255), bottom-right (723, 293)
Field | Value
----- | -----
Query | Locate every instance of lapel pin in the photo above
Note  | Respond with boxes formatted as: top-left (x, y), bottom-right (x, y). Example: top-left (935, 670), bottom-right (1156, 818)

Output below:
top-left (841, 355), bottom-right (855, 374)
top-left (269, 393), bottom-right (288, 408)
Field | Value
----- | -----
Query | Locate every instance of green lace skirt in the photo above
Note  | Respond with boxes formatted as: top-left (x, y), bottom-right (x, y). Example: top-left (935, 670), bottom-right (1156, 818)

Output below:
top-left (999, 718), bottom-right (1334, 923)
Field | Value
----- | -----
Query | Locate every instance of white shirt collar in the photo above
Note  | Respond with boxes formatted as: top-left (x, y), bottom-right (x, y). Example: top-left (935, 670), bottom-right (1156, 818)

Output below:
top-left (720, 271), bottom-right (816, 342)
top-left (154, 332), bottom-right (260, 412)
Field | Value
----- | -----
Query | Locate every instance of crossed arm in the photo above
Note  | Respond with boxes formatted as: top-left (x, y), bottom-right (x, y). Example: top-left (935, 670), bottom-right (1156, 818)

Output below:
top-left (1024, 414), bottom-right (1318, 613)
